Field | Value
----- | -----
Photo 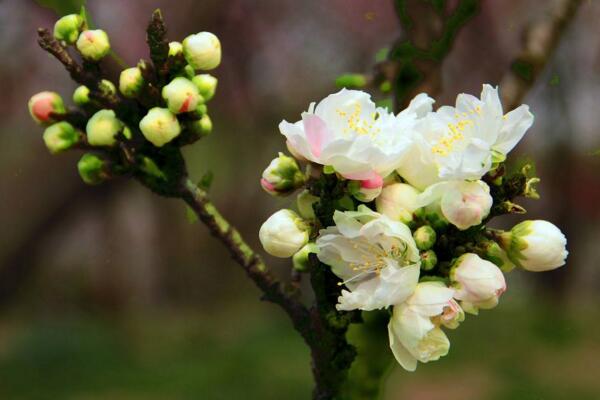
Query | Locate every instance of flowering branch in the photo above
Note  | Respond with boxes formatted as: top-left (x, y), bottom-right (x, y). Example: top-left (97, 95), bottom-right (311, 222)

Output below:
top-left (500, 0), bottom-right (583, 110)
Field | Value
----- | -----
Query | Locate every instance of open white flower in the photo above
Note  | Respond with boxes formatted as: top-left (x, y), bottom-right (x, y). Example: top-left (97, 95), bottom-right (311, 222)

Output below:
top-left (388, 282), bottom-right (456, 371)
top-left (316, 205), bottom-right (420, 311)
top-left (416, 180), bottom-right (493, 230)
top-left (280, 89), bottom-right (432, 188)
top-left (397, 84), bottom-right (534, 190)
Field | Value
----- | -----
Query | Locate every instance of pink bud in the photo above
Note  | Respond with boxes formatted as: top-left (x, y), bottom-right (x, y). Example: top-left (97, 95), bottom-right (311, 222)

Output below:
top-left (28, 91), bottom-right (65, 125)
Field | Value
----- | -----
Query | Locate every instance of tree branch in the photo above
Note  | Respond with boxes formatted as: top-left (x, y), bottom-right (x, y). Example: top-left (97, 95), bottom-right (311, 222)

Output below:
top-left (500, 0), bottom-right (583, 110)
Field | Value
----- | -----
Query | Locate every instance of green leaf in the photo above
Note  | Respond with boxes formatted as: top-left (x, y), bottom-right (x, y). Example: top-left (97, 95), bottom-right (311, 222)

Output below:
top-left (198, 171), bottom-right (214, 191)
top-left (35, 0), bottom-right (87, 15)
top-left (185, 206), bottom-right (199, 224)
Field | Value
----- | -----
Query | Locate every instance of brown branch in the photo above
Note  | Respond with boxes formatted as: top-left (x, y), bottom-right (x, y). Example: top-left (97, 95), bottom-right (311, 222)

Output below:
top-left (500, 0), bottom-right (583, 110)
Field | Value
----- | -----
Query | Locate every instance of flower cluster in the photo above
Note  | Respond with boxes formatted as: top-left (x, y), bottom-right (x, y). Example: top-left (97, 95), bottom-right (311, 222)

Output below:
top-left (259, 86), bottom-right (567, 371)
top-left (28, 12), bottom-right (220, 188)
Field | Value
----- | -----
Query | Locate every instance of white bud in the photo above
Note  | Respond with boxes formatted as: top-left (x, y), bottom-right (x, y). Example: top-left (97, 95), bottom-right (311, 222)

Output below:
top-left (86, 109), bottom-right (123, 146)
top-left (376, 183), bottom-right (420, 223)
top-left (440, 181), bottom-right (492, 230)
top-left (259, 209), bottom-right (309, 258)
top-left (119, 67), bottom-right (144, 98)
top-left (139, 107), bottom-right (181, 147)
top-left (76, 29), bottom-right (111, 61)
top-left (499, 220), bottom-right (568, 272)
top-left (162, 77), bottom-right (201, 114)
top-left (450, 253), bottom-right (506, 314)
top-left (168, 41), bottom-right (183, 57)
top-left (182, 32), bottom-right (222, 70)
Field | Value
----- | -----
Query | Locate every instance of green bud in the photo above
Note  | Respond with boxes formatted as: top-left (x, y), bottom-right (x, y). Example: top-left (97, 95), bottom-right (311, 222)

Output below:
top-left (42, 121), bottom-right (79, 154)
top-left (335, 73), bottom-right (367, 89)
top-left (162, 77), bottom-right (201, 114)
top-left (139, 107), bottom-right (181, 147)
top-left (53, 14), bottom-right (85, 44)
top-left (296, 189), bottom-right (318, 219)
top-left (86, 109), bottom-right (123, 146)
top-left (261, 152), bottom-right (305, 196)
top-left (481, 240), bottom-right (515, 273)
top-left (182, 32), bottom-right (222, 70)
top-left (168, 41), bottom-right (183, 57)
top-left (413, 225), bottom-right (436, 251)
top-left (183, 65), bottom-right (196, 79)
top-left (73, 85), bottom-right (90, 105)
top-left (196, 104), bottom-right (208, 117)
top-left (192, 74), bottom-right (218, 101)
top-left (99, 79), bottom-right (116, 96)
top-left (28, 91), bottom-right (65, 125)
top-left (420, 250), bottom-right (438, 271)
top-left (292, 243), bottom-right (318, 272)
top-left (77, 153), bottom-right (108, 185)
top-left (187, 114), bottom-right (212, 138)
top-left (119, 67), bottom-right (144, 98)
top-left (76, 29), bottom-right (111, 61)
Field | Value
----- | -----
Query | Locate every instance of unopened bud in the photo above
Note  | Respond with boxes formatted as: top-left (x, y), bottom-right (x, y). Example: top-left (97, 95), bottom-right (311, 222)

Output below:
top-left (86, 109), bottom-right (123, 146)
top-left (413, 225), bottom-right (436, 251)
top-left (192, 74), bottom-right (218, 101)
top-left (292, 243), bottom-right (318, 272)
top-left (375, 183), bottom-right (420, 224)
top-left (168, 41), bottom-right (183, 57)
top-left (498, 220), bottom-right (568, 272)
top-left (187, 114), bottom-right (212, 138)
top-left (99, 79), bottom-right (116, 96)
top-left (139, 107), bottom-right (181, 147)
top-left (28, 91), bottom-right (65, 125)
top-left (43, 121), bottom-right (79, 154)
top-left (76, 29), bottom-right (111, 61)
top-left (119, 67), bottom-right (144, 98)
top-left (182, 32), bottom-right (222, 70)
top-left (77, 153), bottom-right (108, 185)
top-left (53, 14), bottom-right (85, 44)
top-left (259, 209), bottom-right (310, 258)
top-left (349, 175), bottom-right (383, 203)
top-left (261, 153), bottom-right (305, 196)
top-left (162, 77), bottom-right (201, 114)
top-left (420, 250), bottom-right (437, 271)
top-left (73, 85), bottom-right (90, 106)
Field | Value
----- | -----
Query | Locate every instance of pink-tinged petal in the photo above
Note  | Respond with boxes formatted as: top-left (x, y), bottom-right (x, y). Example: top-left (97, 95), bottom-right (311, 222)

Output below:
top-left (260, 178), bottom-right (275, 192)
top-left (32, 96), bottom-right (54, 121)
top-left (303, 114), bottom-right (329, 158)
top-left (344, 171), bottom-right (383, 189)
top-left (179, 95), bottom-right (192, 113)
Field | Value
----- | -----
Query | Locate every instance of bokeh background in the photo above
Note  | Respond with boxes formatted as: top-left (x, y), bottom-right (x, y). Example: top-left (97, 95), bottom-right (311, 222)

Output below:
top-left (1, 0), bottom-right (600, 399)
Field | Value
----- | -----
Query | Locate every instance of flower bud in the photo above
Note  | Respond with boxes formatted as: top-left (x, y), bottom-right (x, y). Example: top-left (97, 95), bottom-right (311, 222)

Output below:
top-left (351, 183), bottom-right (382, 203)
top-left (261, 153), bottom-right (305, 196)
top-left (413, 225), bottom-right (436, 251)
top-left (498, 220), bottom-right (568, 272)
top-left (292, 243), bottom-right (318, 272)
top-left (73, 85), bottom-right (90, 106)
top-left (77, 153), bottom-right (108, 185)
top-left (182, 32), bottom-right (222, 70)
top-left (450, 253), bottom-right (506, 314)
top-left (481, 240), bottom-right (515, 272)
top-left (42, 121), bottom-right (79, 154)
top-left (375, 183), bottom-right (420, 224)
top-left (440, 181), bottom-right (492, 230)
top-left (420, 250), bottom-right (437, 271)
top-left (86, 109), bottom-right (123, 146)
top-left (119, 67), bottom-right (144, 98)
top-left (139, 107), bottom-right (181, 147)
top-left (335, 73), bottom-right (367, 89)
top-left (99, 79), bottom-right (116, 96)
top-left (76, 29), bottom-right (111, 61)
top-left (192, 74), bottom-right (218, 101)
top-left (162, 77), bottom-right (201, 114)
top-left (296, 190), bottom-right (319, 219)
top-left (28, 91), bottom-right (65, 125)
top-left (187, 114), bottom-right (212, 138)
top-left (168, 41), bottom-right (183, 57)
top-left (53, 14), bottom-right (85, 44)
top-left (259, 209), bottom-right (309, 258)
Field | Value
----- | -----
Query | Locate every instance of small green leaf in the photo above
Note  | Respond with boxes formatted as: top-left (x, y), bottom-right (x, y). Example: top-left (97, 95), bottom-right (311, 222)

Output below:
top-left (185, 206), bottom-right (198, 224)
top-left (198, 171), bottom-right (214, 191)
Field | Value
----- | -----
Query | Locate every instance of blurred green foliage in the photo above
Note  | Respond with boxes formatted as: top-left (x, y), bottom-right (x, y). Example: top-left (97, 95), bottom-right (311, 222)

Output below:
top-left (35, 0), bottom-right (86, 15)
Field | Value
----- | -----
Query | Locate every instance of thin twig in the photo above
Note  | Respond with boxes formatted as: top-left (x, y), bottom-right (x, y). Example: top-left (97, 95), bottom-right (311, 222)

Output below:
top-left (500, 0), bottom-right (583, 110)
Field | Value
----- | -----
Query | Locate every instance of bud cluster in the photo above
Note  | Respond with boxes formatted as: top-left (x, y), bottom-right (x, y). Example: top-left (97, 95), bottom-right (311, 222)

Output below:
top-left (29, 10), bottom-right (222, 189)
